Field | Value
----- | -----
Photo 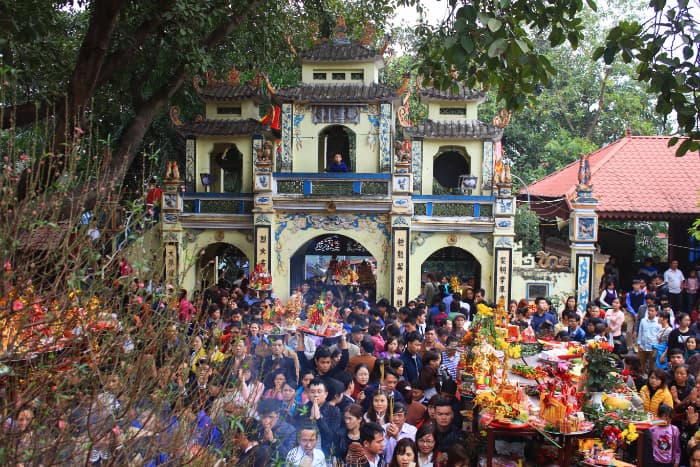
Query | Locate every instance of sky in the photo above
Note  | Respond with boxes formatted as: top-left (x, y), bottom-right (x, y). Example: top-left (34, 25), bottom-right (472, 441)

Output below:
top-left (392, 0), bottom-right (450, 27)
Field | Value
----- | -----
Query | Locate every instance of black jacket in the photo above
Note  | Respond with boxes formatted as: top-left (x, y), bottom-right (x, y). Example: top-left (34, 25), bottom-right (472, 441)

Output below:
top-left (293, 401), bottom-right (342, 457)
top-left (238, 443), bottom-right (272, 467)
top-left (260, 355), bottom-right (297, 388)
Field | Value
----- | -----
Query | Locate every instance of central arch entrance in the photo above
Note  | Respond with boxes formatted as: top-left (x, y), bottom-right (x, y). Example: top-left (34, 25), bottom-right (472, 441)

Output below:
top-left (290, 234), bottom-right (377, 302)
top-left (421, 246), bottom-right (481, 294)
top-left (198, 242), bottom-right (249, 290)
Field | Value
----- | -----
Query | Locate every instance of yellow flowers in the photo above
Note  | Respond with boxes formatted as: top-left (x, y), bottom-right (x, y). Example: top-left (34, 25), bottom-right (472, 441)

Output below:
top-left (508, 344), bottom-right (522, 359)
top-left (621, 423), bottom-right (638, 443)
top-left (477, 302), bottom-right (494, 317)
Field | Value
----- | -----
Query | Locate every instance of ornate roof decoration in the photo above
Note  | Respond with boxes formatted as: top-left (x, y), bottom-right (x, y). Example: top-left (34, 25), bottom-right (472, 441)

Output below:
top-left (334, 15), bottom-right (349, 44)
top-left (405, 119), bottom-right (503, 140)
top-left (192, 67), bottom-right (264, 103)
top-left (360, 23), bottom-right (376, 46)
top-left (274, 83), bottom-right (397, 103)
top-left (170, 106), bottom-right (184, 127)
top-left (419, 83), bottom-right (486, 102)
top-left (176, 118), bottom-right (266, 137)
top-left (492, 108), bottom-right (512, 128)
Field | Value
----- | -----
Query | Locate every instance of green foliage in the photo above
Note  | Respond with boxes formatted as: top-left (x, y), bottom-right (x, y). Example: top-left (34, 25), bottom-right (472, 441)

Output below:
top-left (604, 220), bottom-right (668, 261)
top-left (514, 205), bottom-right (542, 257)
top-left (399, 0), bottom-right (597, 112)
top-left (583, 343), bottom-right (619, 392)
top-left (593, 0), bottom-right (700, 155)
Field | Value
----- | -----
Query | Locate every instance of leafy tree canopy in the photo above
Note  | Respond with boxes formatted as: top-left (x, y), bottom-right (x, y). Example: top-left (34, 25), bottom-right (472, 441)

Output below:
top-left (399, 0), bottom-right (699, 156)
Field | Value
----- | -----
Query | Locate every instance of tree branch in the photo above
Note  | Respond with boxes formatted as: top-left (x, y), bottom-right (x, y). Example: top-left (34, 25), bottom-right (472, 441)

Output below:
top-left (95, 0), bottom-right (176, 88)
top-left (585, 66), bottom-right (611, 140)
top-left (104, 0), bottom-right (266, 186)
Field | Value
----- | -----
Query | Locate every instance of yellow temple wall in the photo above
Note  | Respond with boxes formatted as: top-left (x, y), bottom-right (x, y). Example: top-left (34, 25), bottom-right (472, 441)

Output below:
top-left (301, 61), bottom-right (380, 86)
top-left (204, 100), bottom-right (260, 120)
top-left (427, 100), bottom-right (479, 121)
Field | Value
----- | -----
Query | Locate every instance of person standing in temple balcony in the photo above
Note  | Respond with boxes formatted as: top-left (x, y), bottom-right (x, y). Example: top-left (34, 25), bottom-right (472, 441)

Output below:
top-left (328, 153), bottom-right (349, 172)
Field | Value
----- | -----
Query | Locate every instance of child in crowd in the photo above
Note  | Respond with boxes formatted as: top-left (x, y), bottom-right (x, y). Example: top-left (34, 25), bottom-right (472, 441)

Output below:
top-left (643, 403), bottom-right (680, 467)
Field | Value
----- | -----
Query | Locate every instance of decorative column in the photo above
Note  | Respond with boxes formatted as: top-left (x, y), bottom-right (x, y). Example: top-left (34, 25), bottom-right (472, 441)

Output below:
top-left (161, 161), bottom-right (184, 286)
top-left (569, 153), bottom-right (598, 315)
top-left (279, 103), bottom-right (293, 172)
top-left (252, 136), bottom-right (274, 287)
top-left (493, 176), bottom-right (515, 305)
top-left (379, 103), bottom-right (392, 173)
top-left (391, 141), bottom-right (413, 308)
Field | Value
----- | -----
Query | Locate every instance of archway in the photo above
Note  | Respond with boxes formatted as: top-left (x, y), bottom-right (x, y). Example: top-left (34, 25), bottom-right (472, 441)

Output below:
top-left (198, 242), bottom-right (249, 290)
top-left (421, 246), bottom-right (481, 292)
top-left (433, 148), bottom-right (470, 191)
top-left (290, 234), bottom-right (377, 301)
top-left (318, 125), bottom-right (356, 172)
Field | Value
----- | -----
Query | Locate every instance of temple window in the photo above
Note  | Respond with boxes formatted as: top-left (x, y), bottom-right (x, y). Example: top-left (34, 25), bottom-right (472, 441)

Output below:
top-left (439, 107), bottom-right (466, 116)
top-left (217, 106), bottom-right (241, 116)
top-left (350, 71), bottom-right (364, 80)
top-left (433, 148), bottom-right (470, 191)
top-left (332, 72), bottom-right (346, 80)
top-left (313, 72), bottom-right (327, 80)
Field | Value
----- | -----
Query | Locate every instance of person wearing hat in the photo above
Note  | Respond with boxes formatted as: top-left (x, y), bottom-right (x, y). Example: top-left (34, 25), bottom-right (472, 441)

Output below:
top-left (382, 401), bottom-right (417, 462)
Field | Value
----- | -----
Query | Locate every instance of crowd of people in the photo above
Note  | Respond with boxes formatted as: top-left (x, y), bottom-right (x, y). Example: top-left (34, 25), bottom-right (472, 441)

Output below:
top-left (4, 255), bottom-right (700, 466)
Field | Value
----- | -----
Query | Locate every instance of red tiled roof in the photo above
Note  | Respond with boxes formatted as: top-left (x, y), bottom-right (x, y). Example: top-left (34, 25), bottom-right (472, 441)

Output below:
top-left (524, 136), bottom-right (700, 220)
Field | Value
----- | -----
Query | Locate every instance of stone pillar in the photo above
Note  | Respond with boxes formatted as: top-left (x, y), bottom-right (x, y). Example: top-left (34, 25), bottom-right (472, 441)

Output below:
top-left (162, 170), bottom-right (183, 286)
top-left (493, 182), bottom-right (516, 304)
top-left (391, 142), bottom-right (413, 308)
top-left (569, 188), bottom-right (599, 315)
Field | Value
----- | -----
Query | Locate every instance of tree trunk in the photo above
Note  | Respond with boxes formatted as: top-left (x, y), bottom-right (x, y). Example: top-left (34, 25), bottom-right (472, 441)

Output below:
top-left (16, 0), bottom-right (126, 201)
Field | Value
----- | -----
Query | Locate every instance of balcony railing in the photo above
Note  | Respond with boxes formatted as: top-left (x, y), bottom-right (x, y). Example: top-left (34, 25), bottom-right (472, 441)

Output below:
top-left (273, 173), bottom-right (392, 197)
top-left (182, 193), bottom-right (254, 214)
top-left (412, 195), bottom-right (494, 218)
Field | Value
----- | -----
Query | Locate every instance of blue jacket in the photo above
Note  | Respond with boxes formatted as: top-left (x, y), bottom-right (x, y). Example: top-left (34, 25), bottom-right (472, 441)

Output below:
top-left (531, 311), bottom-right (558, 334)
top-left (400, 350), bottom-right (423, 384)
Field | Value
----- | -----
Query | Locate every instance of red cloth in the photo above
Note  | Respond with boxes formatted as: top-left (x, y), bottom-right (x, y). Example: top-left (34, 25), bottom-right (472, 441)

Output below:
top-left (146, 187), bottom-right (163, 206)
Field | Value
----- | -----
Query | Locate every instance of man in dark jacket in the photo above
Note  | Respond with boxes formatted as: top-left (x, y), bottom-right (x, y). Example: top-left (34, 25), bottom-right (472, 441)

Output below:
top-left (260, 337), bottom-right (297, 388)
top-left (400, 331), bottom-right (423, 384)
top-left (232, 417), bottom-right (271, 467)
top-left (259, 400), bottom-right (296, 463)
top-left (433, 397), bottom-right (464, 455)
top-left (293, 378), bottom-right (342, 457)
top-left (296, 331), bottom-right (349, 384)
